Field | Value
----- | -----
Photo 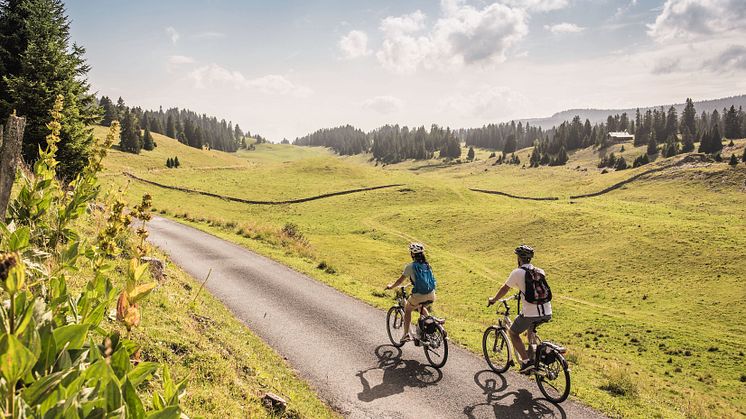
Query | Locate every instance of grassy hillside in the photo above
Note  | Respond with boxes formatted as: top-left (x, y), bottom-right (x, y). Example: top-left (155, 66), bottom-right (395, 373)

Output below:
top-left (101, 129), bottom-right (746, 418)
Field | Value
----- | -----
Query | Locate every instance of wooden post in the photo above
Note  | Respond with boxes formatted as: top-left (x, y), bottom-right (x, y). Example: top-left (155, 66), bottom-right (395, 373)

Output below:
top-left (0, 114), bottom-right (26, 221)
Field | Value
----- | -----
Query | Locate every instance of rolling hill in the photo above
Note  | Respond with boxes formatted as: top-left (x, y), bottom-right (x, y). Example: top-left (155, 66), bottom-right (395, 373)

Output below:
top-left (520, 94), bottom-right (746, 129)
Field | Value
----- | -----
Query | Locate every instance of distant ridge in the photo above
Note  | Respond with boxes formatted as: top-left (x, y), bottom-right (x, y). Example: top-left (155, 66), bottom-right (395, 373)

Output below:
top-left (518, 94), bottom-right (746, 129)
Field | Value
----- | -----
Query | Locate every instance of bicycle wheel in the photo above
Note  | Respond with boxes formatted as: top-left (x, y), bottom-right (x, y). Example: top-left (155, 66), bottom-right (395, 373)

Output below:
top-left (423, 324), bottom-right (448, 369)
top-left (482, 326), bottom-right (511, 373)
top-left (536, 353), bottom-right (571, 403)
top-left (386, 307), bottom-right (406, 347)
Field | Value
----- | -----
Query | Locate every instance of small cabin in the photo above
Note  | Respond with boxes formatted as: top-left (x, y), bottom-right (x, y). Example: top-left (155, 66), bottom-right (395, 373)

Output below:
top-left (607, 131), bottom-right (634, 144)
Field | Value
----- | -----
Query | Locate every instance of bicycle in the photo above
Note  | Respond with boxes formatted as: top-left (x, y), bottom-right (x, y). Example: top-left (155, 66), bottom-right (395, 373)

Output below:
top-left (386, 287), bottom-right (449, 369)
top-left (482, 294), bottom-right (571, 403)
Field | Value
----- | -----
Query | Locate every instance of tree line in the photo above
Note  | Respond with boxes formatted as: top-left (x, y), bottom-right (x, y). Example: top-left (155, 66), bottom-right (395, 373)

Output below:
top-left (294, 124), bottom-right (462, 163)
top-left (99, 96), bottom-right (252, 154)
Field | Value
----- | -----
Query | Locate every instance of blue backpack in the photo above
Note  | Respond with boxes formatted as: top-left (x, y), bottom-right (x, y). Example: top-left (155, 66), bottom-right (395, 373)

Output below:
top-left (411, 262), bottom-right (436, 294)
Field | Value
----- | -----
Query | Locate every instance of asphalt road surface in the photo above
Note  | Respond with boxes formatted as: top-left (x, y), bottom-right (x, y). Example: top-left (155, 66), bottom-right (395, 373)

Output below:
top-left (147, 216), bottom-right (604, 419)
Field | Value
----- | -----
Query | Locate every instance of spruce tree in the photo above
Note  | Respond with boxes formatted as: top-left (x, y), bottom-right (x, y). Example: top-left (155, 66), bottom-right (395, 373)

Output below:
top-left (174, 156), bottom-right (180, 168)
top-left (119, 109), bottom-right (141, 153)
top-left (166, 157), bottom-right (172, 168)
top-left (143, 127), bottom-right (154, 150)
top-left (615, 156), bottom-right (628, 170)
top-left (710, 124), bottom-right (723, 153)
top-left (729, 154), bottom-right (738, 167)
top-left (2, 0), bottom-right (100, 180)
top-left (503, 134), bottom-right (517, 154)
top-left (467, 146), bottom-right (475, 161)
top-left (681, 98), bottom-right (697, 136)
top-left (647, 133), bottom-right (658, 155)
top-left (681, 126), bottom-right (695, 152)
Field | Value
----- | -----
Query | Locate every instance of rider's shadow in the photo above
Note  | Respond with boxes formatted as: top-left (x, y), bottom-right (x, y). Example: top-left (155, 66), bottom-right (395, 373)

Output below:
top-left (356, 345), bottom-right (443, 402)
top-left (463, 370), bottom-right (567, 419)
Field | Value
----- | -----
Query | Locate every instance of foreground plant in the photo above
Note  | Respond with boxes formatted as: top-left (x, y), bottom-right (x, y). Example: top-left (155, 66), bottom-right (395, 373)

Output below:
top-left (0, 96), bottom-right (185, 417)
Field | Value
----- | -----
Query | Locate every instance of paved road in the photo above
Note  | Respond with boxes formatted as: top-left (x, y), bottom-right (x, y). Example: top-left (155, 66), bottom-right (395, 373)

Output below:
top-left (147, 216), bottom-right (604, 418)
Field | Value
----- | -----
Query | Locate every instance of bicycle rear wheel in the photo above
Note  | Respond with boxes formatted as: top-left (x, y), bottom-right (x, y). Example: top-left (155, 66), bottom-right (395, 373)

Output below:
top-left (386, 306), bottom-right (406, 347)
top-left (536, 353), bottom-right (571, 403)
top-left (482, 326), bottom-right (511, 373)
top-left (423, 324), bottom-right (448, 369)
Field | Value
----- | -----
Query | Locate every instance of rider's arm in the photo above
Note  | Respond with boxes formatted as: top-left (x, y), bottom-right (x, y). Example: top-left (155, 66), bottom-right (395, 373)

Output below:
top-left (386, 274), bottom-right (407, 290)
top-left (488, 284), bottom-right (512, 305)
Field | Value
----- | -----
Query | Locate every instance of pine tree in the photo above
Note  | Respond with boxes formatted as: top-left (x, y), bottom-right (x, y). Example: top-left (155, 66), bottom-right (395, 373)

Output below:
top-left (2, 0), bottom-right (101, 180)
top-left (174, 156), bottom-right (180, 168)
top-left (119, 109), bottom-right (141, 153)
top-left (681, 98), bottom-right (697, 136)
top-left (647, 133), bottom-right (658, 155)
top-left (615, 156), bottom-right (628, 170)
top-left (166, 157), bottom-right (172, 168)
top-left (710, 124), bottom-right (723, 153)
top-left (166, 114), bottom-right (176, 139)
top-left (99, 96), bottom-right (117, 126)
top-left (681, 125), bottom-right (695, 152)
top-left (698, 129), bottom-right (710, 153)
top-left (729, 154), bottom-right (738, 167)
top-left (467, 146), bottom-right (475, 161)
top-left (143, 127), bottom-right (154, 151)
top-left (503, 134), bottom-right (517, 154)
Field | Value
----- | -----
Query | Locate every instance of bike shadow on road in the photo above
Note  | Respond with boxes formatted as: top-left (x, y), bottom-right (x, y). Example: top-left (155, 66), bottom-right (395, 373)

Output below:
top-left (463, 370), bottom-right (567, 419)
top-left (356, 344), bottom-right (443, 402)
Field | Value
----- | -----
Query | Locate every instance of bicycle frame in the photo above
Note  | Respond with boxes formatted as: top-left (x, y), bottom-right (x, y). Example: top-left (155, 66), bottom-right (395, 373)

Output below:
top-left (493, 296), bottom-right (542, 366)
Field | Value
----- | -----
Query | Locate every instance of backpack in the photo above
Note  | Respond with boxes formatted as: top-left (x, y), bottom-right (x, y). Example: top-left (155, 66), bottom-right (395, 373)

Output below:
top-left (411, 262), bottom-right (436, 294)
top-left (522, 267), bottom-right (552, 304)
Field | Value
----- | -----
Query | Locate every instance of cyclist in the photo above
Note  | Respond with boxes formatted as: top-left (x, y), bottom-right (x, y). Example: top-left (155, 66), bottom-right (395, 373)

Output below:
top-left (487, 245), bottom-right (552, 374)
top-left (385, 242), bottom-right (437, 343)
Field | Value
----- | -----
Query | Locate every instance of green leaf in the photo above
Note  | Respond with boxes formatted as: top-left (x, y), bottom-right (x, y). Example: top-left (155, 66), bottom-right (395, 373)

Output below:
top-left (0, 334), bottom-right (37, 383)
top-left (104, 380), bottom-right (122, 413)
top-left (8, 227), bottom-right (30, 251)
top-left (122, 378), bottom-right (145, 419)
top-left (22, 369), bottom-right (73, 406)
top-left (52, 323), bottom-right (90, 350)
top-left (128, 282), bottom-right (156, 304)
top-left (110, 347), bottom-right (131, 379)
top-left (127, 362), bottom-right (158, 387)
top-left (14, 296), bottom-right (36, 336)
top-left (4, 262), bottom-right (25, 295)
top-left (152, 393), bottom-right (165, 411)
top-left (145, 406), bottom-right (180, 419)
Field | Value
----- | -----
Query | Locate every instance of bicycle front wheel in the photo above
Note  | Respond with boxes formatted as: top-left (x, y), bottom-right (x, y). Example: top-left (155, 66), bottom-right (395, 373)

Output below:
top-left (424, 324), bottom-right (448, 369)
top-left (536, 353), bottom-right (571, 403)
top-left (386, 306), bottom-right (406, 347)
top-left (482, 326), bottom-right (511, 373)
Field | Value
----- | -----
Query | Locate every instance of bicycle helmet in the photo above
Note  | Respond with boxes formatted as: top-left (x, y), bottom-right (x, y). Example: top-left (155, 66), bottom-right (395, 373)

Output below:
top-left (514, 244), bottom-right (534, 259)
top-left (409, 242), bottom-right (425, 254)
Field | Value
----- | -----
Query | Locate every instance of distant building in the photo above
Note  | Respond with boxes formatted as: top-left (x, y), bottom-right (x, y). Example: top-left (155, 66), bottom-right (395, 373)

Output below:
top-left (607, 131), bottom-right (634, 144)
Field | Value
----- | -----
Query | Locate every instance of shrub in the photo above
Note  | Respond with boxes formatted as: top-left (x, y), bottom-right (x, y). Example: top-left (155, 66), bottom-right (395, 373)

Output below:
top-left (0, 100), bottom-right (184, 416)
top-left (282, 223), bottom-right (303, 240)
top-left (729, 154), bottom-right (738, 167)
top-left (600, 365), bottom-right (639, 397)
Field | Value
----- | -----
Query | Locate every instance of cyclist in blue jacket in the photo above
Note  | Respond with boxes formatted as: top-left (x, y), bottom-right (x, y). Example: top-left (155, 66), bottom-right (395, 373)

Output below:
top-left (385, 243), bottom-right (437, 343)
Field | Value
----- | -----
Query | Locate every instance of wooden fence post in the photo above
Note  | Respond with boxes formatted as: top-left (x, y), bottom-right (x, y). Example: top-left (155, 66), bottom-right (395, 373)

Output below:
top-left (0, 114), bottom-right (27, 221)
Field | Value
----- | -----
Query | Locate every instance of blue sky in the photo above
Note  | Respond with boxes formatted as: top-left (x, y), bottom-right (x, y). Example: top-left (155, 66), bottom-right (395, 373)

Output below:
top-left (66, 0), bottom-right (746, 141)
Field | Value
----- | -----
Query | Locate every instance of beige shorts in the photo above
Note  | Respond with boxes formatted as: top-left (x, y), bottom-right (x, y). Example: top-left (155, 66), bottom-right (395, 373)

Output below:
top-left (407, 291), bottom-right (436, 308)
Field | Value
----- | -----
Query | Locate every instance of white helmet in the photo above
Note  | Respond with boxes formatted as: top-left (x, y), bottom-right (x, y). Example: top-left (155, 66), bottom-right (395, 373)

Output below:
top-left (409, 242), bottom-right (425, 254)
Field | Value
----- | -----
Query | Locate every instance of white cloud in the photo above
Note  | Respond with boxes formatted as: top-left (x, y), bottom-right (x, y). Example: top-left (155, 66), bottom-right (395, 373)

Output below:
top-left (440, 86), bottom-right (529, 119)
top-left (168, 55), bottom-right (195, 65)
top-left (648, 0), bottom-right (746, 42)
top-left (165, 26), bottom-right (179, 44)
top-left (374, 1), bottom-right (528, 74)
top-left (338, 30), bottom-right (371, 59)
top-left (380, 10), bottom-right (427, 36)
top-left (248, 75), bottom-right (313, 97)
top-left (360, 96), bottom-right (404, 114)
top-left (187, 64), bottom-right (312, 97)
top-left (544, 22), bottom-right (584, 34)
top-left (501, 0), bottom-right (569, 12)
top-left (703, 45), bottom-right (746, 72)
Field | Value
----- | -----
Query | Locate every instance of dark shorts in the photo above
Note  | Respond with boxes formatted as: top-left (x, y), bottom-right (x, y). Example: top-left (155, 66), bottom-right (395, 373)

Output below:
top-left (510, 314), bottom-right (552, 334)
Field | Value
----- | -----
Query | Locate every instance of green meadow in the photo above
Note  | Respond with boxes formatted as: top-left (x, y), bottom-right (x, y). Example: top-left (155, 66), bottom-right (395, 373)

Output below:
top-left (102, 127), bottom-right (746, 418)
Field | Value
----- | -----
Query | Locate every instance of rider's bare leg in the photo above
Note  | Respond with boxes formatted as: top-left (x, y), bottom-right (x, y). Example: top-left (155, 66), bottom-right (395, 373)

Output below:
top-left (402, 302), bottom-right (415, 337)
top-left (508, 329), bottom-right (529, 362)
